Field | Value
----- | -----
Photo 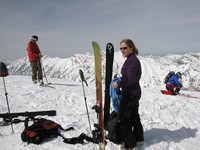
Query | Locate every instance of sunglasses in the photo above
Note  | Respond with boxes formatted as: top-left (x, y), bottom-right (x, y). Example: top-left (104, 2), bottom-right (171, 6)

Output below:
top-left (120, 47), bottom-right (129, 51)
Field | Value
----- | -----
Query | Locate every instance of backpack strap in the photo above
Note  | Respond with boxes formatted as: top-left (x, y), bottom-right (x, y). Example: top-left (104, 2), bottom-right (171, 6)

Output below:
top-left (62, 133), bottom-right (101, 145)
top-left (24, 117), bottom-right (30, 129)
top-left (24, 117), bottom-right (37, 129)
top-left (21, 117), bottom-right (45, 144)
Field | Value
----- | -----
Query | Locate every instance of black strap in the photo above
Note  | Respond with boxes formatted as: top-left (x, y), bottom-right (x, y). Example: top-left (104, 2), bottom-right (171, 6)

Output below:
top-left (64, 127), bottom-right (74, 131)
top-left (24, 117), bottom-right (29, 129)
top-left (24, 117), bottom-right (38, 129)
top-left (62, 133), bottom-right (100, 145)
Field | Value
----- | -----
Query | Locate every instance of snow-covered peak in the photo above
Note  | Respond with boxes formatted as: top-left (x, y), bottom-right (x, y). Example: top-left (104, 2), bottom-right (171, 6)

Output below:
top-left (7, 52), bottom-right (200, 91)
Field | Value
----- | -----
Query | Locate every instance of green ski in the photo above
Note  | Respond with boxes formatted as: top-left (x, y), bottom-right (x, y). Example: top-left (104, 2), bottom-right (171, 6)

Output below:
top-left (92, 41), bottom-right (105, 150)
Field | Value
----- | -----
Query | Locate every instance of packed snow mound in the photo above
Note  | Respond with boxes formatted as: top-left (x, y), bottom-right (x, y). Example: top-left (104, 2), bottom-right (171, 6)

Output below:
top-left (7, 52), bottom-right (200, 91)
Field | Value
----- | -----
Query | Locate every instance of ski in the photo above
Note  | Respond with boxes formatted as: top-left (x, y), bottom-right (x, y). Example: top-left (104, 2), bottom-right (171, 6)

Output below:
top-left (104, 43), bottom-right (114, 129)
top-left (161, 90), bottom-right (200, 99)
top-left (179, 93), bottom-right (200, 99)
top-left (0, 110), bottom-right (56, 121)
top-left (0, 118), bottom-right (23, 126)
top-left (40, 83), bottom-right (55, 89)
top-left (92, 41), bottom-right (105, 150)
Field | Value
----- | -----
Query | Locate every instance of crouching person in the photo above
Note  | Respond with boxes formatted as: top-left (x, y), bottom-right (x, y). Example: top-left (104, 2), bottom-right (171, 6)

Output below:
top-left (166, 72), bottom-right (182, 95)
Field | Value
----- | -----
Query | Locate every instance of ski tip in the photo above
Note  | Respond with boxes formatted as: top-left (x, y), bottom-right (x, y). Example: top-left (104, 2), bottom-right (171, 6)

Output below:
top-left (106, 43), bottom-right (113, 46)
top-left (92, 41), bottom-right (97, 45)
top-left (0, 121), bottom-right (10, 126)
top-left (92, 41), bottom-right (101, 51)
top-left (160, 90), bottom-right (165, 94)
top-left (106, 43), bottom-right (114, 52)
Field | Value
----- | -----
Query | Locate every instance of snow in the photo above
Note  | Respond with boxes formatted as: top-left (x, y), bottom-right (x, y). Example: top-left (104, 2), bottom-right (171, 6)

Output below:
top-left (7, 52), bottom-right (200, 91)
top-left (0, 52), bottom-right (200, 150)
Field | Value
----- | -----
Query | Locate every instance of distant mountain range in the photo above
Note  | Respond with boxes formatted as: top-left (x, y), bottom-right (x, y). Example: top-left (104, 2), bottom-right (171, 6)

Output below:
top-left (7, 52), bottom-right (200, 91)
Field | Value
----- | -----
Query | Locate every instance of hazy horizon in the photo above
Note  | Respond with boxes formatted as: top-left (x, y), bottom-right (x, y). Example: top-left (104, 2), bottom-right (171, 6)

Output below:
top-left (1, 0), bottom-right (200, 61)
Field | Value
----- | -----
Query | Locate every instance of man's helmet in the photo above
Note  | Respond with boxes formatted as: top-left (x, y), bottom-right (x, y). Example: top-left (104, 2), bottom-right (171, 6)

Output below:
top-left (176, 72), bottom-right (182, 78)
top-left (31, 35), bottom-right (38, 41)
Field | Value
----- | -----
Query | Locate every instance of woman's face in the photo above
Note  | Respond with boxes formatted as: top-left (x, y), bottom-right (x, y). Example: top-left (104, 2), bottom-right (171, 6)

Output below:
top-left (120, 42), bottom-right (133, 57)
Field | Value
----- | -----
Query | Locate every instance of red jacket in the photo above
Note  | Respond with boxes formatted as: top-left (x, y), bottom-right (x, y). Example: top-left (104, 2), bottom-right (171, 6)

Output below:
top-left (27, 41), bottom-right (41, 62)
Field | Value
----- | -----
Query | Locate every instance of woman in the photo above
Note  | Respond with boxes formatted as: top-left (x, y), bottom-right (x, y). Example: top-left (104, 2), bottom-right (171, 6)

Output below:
top-left (112, 39), bottom-right (144, 149)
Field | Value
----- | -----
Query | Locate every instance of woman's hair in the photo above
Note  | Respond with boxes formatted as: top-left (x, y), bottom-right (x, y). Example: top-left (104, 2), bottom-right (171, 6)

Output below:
top-left (120, 39), bottom-right (139, 55)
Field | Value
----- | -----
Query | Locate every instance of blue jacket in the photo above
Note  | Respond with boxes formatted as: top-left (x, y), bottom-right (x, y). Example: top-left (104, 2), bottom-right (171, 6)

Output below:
top-left (110, 77), bottom-right (122, 113)
top-left (168, 74), bottom-right (182, 88)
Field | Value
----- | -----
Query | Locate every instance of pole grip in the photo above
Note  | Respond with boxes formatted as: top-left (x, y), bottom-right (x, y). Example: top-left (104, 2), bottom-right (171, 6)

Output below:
top-left (79, 70), bottom-right (88, 86)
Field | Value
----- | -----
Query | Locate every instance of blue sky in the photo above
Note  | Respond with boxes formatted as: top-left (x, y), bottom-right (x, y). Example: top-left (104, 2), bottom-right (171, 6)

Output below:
top-left (0, 0), bottom-right (200, 61)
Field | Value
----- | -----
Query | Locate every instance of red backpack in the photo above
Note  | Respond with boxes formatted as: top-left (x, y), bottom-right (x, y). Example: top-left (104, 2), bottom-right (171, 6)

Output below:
top-left (21, 117), bottom-right (61, 144)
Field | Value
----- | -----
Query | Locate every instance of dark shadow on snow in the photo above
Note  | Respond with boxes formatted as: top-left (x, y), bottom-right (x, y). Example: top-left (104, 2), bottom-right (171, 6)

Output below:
top-left (144, 127), bottom-right (198, 147)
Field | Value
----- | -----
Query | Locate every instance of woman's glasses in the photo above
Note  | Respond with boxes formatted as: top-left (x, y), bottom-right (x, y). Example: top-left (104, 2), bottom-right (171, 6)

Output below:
top-left (120, 47), bottom-right (129, 51)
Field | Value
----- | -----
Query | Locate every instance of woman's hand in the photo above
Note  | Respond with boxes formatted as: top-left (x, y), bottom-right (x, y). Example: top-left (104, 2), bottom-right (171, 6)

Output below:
top-left (112, 82), bottom-right (118, 88)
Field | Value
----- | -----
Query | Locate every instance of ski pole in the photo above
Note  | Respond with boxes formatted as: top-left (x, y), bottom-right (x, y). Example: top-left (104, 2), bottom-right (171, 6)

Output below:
top-left (2, 77), bottom-right (14, 133)
top-left (40, 58), bottom-right (49, 84)
top-left (79, 69), bottom-right (92, 133)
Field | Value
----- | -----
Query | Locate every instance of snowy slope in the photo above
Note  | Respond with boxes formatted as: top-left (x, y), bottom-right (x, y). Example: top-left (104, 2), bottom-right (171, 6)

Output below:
top-left (0, 75), bottom-right (200, 150)
top-left (7, 52), bottom-right (200, 91)
top-left (0, 52), bottom-right (200, 150)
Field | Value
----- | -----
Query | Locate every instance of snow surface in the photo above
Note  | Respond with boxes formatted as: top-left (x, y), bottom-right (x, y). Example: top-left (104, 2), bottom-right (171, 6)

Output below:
top-left (0, 52), bottom-right (200, 150)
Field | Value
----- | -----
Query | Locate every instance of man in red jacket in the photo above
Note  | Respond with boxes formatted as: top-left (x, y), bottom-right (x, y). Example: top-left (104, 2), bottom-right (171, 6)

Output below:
top-left (27, 35), bottom-right (43, 84)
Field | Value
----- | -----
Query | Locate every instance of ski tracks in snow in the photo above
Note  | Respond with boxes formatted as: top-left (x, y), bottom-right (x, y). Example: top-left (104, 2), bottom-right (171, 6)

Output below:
top-left (140, 58), bottom-right (161, 88)
top-left (1, 76), bottom-right (200, 150)
top-left (141, 88), bottom-right (200, 149)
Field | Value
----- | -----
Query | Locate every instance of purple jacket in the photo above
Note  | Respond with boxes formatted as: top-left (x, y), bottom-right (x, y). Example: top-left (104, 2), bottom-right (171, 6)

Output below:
top-left (119, 54), bottom-right (141, 96)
